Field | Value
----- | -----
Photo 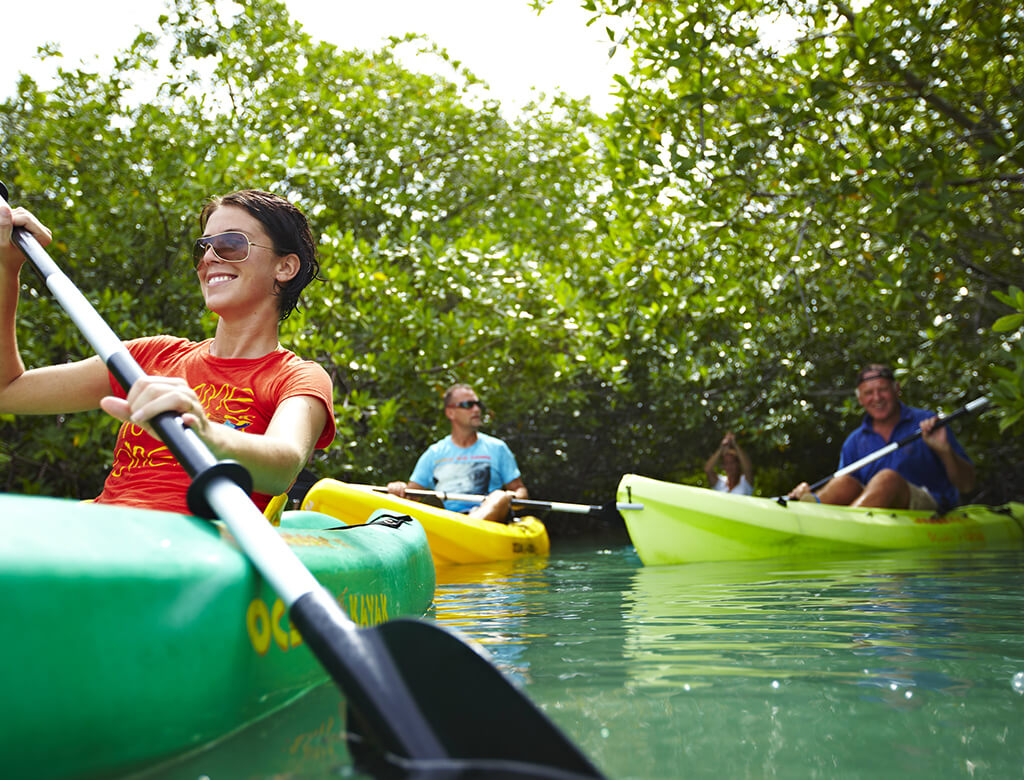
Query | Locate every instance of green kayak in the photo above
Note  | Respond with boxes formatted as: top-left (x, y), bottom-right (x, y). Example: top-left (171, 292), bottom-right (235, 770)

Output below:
top-left (0, 494), bottom-right (435, 779)
top-left (617, 474), bottom-right (1024, 565)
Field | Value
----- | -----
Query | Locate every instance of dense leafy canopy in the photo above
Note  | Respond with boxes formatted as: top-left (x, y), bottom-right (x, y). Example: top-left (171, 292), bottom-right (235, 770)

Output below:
top-left (576, 0), bottom-right (1024, 501)
top-left (2, 0), bottom-right (1021, 526)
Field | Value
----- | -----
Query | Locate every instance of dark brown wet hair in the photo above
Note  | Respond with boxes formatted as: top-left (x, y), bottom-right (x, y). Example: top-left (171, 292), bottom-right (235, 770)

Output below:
top-left (200, 190), bottom-right (320, 321)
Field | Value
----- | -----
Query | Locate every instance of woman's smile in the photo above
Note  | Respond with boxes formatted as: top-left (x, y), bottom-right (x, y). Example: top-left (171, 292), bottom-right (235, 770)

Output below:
top-left (205, 272), bottom-right (237, 287)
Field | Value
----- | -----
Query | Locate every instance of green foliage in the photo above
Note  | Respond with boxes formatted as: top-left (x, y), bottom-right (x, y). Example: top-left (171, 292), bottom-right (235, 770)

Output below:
top-left (2, 0), bottom-right (1022, 511)
top-left (1, 0), bottom-right (617, 507)
top-left (578, 0), bottom-right (1024, 501)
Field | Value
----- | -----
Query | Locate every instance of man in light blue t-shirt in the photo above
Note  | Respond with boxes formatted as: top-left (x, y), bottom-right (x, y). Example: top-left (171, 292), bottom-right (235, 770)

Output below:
top-left (387, 383), bottom-right (528, 523)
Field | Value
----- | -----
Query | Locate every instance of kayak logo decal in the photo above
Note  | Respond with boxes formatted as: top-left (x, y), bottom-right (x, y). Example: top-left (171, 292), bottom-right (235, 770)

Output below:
top-left (348, 591), bottom-right (389, 626)
top-left (246, 591), bottom-right (389, 655)
top-left (247, 596), bottom-right (301, 655)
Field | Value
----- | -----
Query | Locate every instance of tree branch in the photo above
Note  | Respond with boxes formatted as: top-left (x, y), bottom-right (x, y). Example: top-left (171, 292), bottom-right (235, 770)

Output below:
top-left (831, 1), bottom-right (1022, 166)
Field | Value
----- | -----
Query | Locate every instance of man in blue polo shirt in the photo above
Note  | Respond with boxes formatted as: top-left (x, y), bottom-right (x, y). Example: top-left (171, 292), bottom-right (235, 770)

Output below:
top-left (386, 383), bottom-right (528, 523)
top-left (788, 364), bottom-right (975, 512)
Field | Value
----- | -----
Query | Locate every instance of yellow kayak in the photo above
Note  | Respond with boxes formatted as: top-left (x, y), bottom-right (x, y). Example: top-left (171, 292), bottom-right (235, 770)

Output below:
top-left (302, 479), bottom-right (550, 565)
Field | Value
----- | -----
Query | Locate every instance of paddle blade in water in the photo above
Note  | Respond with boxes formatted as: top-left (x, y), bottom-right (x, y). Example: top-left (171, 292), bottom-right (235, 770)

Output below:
top-left (348, 618), bottom-right (606, 778)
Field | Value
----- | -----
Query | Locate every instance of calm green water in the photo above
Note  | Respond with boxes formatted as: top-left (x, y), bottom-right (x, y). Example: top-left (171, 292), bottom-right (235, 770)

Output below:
top-left (146, 545), bottom-right (1024, 779)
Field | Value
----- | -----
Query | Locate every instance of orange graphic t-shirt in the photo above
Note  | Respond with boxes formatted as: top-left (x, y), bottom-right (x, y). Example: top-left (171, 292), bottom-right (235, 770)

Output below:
top-left (93, 336), bottom-right (335, 515)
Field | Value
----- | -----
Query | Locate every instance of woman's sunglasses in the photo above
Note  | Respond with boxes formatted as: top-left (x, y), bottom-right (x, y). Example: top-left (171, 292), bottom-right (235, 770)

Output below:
top-left (450, 400), bottom-right (486, 411)
top-left (192, 231), bottom-right (276, 268)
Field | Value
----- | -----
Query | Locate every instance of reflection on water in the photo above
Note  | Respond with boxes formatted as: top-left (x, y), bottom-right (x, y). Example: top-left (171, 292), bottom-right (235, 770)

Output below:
top-left (144, 547), bottom-right (1024, 779)
top-left (622, 552), bottom-right (1002, 686)
top-left (433, 557), bottom-right (555, 685)
top-left (432, 548), bottom-right (1024, 779)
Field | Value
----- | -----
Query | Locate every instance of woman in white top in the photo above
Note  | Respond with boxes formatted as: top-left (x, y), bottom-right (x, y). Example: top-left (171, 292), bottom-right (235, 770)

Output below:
top-left (704, 431), bottom-right (754, 495)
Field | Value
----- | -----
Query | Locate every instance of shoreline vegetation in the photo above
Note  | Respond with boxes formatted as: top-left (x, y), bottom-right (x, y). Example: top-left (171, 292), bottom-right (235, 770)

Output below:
top-left (2, 0), bottom-right (1021, 521)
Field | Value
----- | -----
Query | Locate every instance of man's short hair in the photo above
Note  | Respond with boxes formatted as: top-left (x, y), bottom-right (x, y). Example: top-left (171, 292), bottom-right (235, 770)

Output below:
top-left (443, 383), bottom-right (473, 407)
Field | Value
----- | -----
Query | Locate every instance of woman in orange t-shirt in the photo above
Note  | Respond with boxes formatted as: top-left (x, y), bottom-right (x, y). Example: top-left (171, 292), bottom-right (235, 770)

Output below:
top-left (0, 190), bottom-right (335, 515)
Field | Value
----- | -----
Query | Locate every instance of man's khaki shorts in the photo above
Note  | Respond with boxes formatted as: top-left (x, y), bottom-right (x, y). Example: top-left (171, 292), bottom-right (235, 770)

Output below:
top-left (908, 483), bottom-right (938, 511)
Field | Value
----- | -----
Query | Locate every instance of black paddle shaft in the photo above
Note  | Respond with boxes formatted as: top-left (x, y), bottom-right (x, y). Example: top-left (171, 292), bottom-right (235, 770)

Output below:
top-left (0, 182), bottom-right (250, 517)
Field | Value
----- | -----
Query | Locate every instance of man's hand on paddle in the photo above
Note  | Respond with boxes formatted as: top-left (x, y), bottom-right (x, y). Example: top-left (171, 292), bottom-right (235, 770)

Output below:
top-left (919, 416), bottom-right (951, 453)
top-left (387, 481), bottom-right (409, 498)
top-left (787, 482), bottom-right (813, 501)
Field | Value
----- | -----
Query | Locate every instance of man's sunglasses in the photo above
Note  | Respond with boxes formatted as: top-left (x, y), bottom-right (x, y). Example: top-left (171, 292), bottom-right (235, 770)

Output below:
top-left (192, 231), bottom-right (276, 268)
top-left (450, 400), bottom-right (485, 411)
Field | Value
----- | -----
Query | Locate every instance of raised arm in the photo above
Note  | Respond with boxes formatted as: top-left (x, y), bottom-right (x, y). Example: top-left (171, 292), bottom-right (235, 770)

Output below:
top-left (0, 203), bottom-right (113, 414)
top-left (704, 445), bottom-right (723, 487)
top-left (920, 416), bottom-right (976, 494)
top-left (732, 437), bottom-right (754, 484)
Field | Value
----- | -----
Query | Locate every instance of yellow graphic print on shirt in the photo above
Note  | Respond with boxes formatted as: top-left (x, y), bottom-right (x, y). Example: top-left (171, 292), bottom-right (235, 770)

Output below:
top-left (108, 437), bottom-right (178, 477)
top-left (195, 382), bottom-right (256, 431)
top-left (108, 383), bottom-right (256, 477)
